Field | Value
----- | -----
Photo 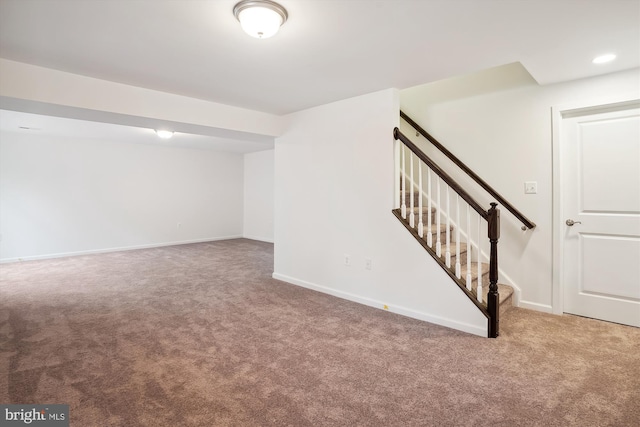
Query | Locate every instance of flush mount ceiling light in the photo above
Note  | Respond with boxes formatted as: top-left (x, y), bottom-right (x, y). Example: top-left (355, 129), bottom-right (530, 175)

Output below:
top-left (155, 130), bottom-right (174, 139)
top-left (233, 0), bottom-right (288, 39)
top-left (592, 53), bottom-right (616, 64)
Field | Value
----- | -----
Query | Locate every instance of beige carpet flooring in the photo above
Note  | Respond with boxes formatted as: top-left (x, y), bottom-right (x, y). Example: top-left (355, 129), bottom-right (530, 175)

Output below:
top-left (1, 239), bottom-right (639, 426)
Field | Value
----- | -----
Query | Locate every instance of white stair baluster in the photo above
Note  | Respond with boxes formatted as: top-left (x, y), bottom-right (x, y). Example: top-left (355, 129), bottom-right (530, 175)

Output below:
top-left (445, 184), bottom-right (451, 268)
top-left (418, 162), bottom-right (424, 237)
top-left (409, 151), bottom-right (415, 228)
top-left (466, 204), bottom-right (472, 290)
top-left (436, 176), bottom-right (442, 257)
top-left (395, 139), bottom-right (400, 209)
top-left (401, 146), bottom-right (406, 219)
top-left (427, 169), bottom-right (433, 247)
top-left (455, 195), bottom-right (461, 279)
top-left (477, 214), bottom-right (482, 303)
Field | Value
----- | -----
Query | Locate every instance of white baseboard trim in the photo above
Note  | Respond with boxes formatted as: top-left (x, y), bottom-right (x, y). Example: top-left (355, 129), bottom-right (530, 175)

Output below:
top-left (242, 235), bottom-right (274, 243)
top-left (272, 272), bottom-right (488, 337)
top-left (518, 300), bottom-right (553, 313)
top-left (0, 235), bottom-right (244, 263)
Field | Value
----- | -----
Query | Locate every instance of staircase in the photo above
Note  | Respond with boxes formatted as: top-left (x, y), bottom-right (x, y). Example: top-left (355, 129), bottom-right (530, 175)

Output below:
top-left (393, 112), bottom-right (536, 338)
top-left (393, 193), bottom-right (514, 315)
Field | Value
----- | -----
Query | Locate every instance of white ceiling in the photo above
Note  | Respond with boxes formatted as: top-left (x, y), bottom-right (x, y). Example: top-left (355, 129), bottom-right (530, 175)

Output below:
top-left (0, 0), bottom-right (638, 116)
top-left (0, 0), bottom-right (638, 152)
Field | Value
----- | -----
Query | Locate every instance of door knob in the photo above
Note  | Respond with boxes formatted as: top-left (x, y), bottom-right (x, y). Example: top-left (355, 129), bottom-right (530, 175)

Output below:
top-left (566, 219), bottom-right (582, 226)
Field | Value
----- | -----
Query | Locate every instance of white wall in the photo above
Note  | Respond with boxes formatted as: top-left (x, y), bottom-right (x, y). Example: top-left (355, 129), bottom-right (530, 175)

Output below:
top-left (273, 89), bottom-right (488, 336)
top-left (0, 130), bottom-right (244, 261)
top-left (400, 67), bottom-right (640, 312)
top-left (243, 149), bottom-right (274, 242)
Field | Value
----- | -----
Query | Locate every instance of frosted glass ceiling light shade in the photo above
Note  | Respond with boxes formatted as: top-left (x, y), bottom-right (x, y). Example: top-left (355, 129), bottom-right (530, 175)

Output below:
top-left (233, 0), bottom-right (288, 39)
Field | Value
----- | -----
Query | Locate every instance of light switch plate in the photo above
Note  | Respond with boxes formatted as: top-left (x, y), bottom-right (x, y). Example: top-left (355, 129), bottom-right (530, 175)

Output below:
top-left (524, 181), bottom-right (537, 194)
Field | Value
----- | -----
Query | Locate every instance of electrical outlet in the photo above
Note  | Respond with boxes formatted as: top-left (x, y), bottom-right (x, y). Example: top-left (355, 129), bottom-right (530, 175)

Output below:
top-left (365, 258), bottom-right (372, 270)
top-left (344, 254), bottom-right (351, 266)
top-left (524, 181), bottom-right (537, 194)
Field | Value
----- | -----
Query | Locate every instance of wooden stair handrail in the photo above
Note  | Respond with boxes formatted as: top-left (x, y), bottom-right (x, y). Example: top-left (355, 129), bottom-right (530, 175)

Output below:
top-left (400, 111), bottom-right (536, 230)
top-left (394, 128), bottom-right (488, 221)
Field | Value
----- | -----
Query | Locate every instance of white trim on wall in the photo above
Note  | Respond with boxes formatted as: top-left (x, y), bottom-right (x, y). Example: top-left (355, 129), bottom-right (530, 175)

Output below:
top-left (272, 273), bottom-right (488, 336)
top-left (518, 300), bottom-right (553, 313)
top-left (0, 235), bottom-right (243, 263)
top-left (242, 235), bottom-right (274, 243)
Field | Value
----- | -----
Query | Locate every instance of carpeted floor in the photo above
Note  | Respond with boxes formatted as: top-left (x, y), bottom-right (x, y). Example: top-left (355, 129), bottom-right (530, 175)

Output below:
top-left (1, 239), bottom-right (639, 426)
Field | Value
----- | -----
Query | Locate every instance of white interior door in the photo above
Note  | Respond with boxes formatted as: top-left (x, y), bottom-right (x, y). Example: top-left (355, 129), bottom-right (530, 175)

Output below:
top-left (562, 102), bottom-right (640, 327)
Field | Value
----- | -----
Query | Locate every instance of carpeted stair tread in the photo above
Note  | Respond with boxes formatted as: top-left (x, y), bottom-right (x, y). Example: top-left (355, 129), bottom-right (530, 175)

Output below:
top-left (407, 206), bottom-right (436, 213)
top-left (448, 259), bottom-right (515, 310)
top-left (436, 245), bottom-right (469, 267)
top-left (402, 193), bottom-right (427, 208)
top-left (424, 223), bottom-right (452, 234)
top-left (407, 209), bottom-right (438, 225)
top-left (459, 261), bottom-right (489, 281)
top-left (458, 264), bottom-right (513, 310)
top-left (494, 283), bottom-right (514, 309)
top-left (401, 219), bottom-right (453, 239)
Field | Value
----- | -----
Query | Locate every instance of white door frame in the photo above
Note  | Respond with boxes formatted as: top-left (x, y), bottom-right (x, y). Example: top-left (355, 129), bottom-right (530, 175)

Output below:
top-left (551, 94), bottom-right (640, 315)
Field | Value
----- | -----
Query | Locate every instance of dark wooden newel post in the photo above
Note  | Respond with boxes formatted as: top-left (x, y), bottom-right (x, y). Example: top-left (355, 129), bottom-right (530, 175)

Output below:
top-left (487, 203), bottom-right (500, 338)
